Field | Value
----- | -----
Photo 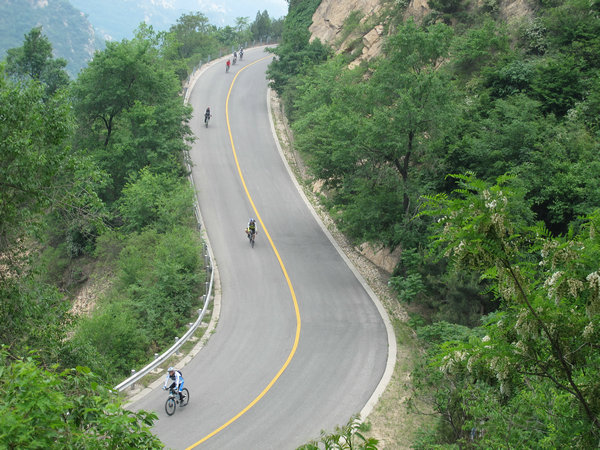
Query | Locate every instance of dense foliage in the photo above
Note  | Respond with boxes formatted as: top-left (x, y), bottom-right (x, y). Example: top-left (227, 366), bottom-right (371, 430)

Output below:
top-left (276, 0), bottom-right (600, 446)
top-left (158, 10), bottom-right (284, 81)
top-left (267, 0), bottom-right (331, 112)
top-left (0, 352), bottom-right (162, 448)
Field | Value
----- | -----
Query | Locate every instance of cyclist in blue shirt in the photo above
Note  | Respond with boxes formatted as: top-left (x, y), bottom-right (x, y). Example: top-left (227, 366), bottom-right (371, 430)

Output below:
top-left (163, 367), bottom-right (184, 402)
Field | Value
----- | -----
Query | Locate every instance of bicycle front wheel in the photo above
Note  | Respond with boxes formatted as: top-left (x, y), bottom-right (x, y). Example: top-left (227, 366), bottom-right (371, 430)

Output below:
top-left (180, 388), bottom-right (190, 407)
top-left (165, 397), bottom-right (176, 416)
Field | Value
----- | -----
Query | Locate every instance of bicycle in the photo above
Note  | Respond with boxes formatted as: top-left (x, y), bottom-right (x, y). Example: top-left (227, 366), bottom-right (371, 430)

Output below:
top-left (164, 386), bottom-right (189, 416)
top-left (204, 113), bottom-right (211, 128)
top-left (246, 229), bottom-right (256, 248)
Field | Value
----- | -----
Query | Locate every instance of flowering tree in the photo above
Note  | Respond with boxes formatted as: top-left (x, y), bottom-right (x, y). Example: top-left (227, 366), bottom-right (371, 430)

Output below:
top-left (418, 173), bottom-right (600, 446)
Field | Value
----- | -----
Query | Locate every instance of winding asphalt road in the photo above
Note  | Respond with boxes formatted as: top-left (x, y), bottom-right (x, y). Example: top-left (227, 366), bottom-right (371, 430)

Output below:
top-left (131, 47), bottom-right (394, 450)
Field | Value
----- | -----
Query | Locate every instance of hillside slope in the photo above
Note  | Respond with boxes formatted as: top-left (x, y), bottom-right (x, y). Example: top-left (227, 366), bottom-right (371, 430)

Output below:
top-left (0, 0), bottom-right (103, 77)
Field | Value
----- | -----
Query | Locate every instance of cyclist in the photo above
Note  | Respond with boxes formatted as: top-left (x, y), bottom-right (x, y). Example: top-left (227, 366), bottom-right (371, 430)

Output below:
top-left (246, 218), bottom-right (257, 241)
top-left (163, 367), bottom-right (185, 402)
top-left (226, 59), bottom-right (231, 72)
top-left (204, 107), bottom-right (211, 124)
top-left (239, 48), bottom-right (244, 60)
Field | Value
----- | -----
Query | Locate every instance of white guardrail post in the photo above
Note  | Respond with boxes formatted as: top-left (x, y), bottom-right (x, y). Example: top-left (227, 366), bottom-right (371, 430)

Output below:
top-left (114, 64), bottom-right (213, 392)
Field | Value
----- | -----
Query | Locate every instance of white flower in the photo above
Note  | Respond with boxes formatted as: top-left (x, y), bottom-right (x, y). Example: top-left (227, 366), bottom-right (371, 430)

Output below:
top-left (485, 199), bottom-right (497, 209)
top-left (586, 271), bottom-right (600, 290)
top-left (583, 322), bottom-right (594, 339)
top-left (546, 271), bottom-right (563, 287)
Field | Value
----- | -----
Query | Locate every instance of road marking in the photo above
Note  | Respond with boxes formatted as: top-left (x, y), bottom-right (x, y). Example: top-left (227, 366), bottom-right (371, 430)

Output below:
top-left (187, 55), bottom-right (302, 449)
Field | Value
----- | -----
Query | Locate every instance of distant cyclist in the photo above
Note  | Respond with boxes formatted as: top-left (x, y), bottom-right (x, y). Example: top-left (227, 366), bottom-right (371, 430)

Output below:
top-left (246, 218), bottom-right (257, 241)
top-left (239, 48), bottom-right (244, 60)
top-left (226, 59), bottom-right (231, 72)
top-left (204, 107), bottom-right (211, 125)
top-left (163, 367), bottom-right (185, 402)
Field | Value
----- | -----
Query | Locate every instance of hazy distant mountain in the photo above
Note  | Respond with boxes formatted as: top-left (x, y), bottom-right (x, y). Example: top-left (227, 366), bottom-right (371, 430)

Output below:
top-left (69, 0), bottom-right (288, 41)
top-left (0, 0), bottom-right (104, 78)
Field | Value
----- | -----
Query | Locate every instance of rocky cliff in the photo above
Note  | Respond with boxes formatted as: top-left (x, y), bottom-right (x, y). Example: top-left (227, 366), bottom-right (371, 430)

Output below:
top-left (309, 0), bottom-right (431, 66)
top-left (309, 0), bottom-right (532, 66)
top-left (309, 0), bottom-right (388, 66)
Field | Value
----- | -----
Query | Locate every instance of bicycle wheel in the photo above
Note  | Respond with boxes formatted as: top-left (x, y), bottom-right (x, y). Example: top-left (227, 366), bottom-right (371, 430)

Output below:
top-left (180, 388), bottom-right (190, 407)
top-left (165, 397), bottom-right (176, 416)
top-left (251, 235), bottom-right (255, 248)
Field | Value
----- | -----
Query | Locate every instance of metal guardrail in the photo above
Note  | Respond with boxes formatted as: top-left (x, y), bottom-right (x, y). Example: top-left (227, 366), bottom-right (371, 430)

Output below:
top-left (113, 263), bottom-right (213, 392)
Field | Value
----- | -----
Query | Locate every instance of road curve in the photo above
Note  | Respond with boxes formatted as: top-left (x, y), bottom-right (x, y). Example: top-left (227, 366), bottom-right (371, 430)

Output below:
top-left (131, 47), bottom-right (393, 450)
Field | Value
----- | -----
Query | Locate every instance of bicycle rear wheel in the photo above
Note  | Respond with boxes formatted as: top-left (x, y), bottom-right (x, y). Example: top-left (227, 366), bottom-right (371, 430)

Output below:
top-left (165, 397), bottom-right (176, 416)
top-left (180, 388), bottom-right (190, 407)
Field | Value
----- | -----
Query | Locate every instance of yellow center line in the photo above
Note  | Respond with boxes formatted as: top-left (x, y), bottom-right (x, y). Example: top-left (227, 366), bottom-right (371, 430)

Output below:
top-left (186, 55), bottom-right (302, 449)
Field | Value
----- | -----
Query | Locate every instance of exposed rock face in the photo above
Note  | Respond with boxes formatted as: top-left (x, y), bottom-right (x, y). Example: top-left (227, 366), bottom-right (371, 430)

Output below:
top-left (358, 243), bottom-right (402, 275)
top-left (403, 0), bottom-right (431, 22)
top-left (498, 0), bottom-right (534, 21)
top-left (310, 0), bottom-right (385, 67)
top-left (309, 0), bottom-right (531, 61)
top-left (309, 0), bottom-right (381, 44)
top-left (309, 0), bottom-right (433, 68)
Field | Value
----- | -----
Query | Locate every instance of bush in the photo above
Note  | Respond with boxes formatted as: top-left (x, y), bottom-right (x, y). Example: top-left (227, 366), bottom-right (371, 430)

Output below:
top-left (0, 352), bottom-right (163, 448)
top-left (118, 168), bottom-right (196, 233)
top-left (73, 303), bottom-right (149, 377)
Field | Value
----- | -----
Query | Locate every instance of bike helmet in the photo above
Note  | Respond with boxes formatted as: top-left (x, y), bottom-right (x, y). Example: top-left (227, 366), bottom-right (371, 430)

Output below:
top-left (167, 367), bottom-right (175, 372)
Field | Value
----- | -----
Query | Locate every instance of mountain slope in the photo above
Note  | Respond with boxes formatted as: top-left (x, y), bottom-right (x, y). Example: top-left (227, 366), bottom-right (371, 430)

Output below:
top-left (0, 0), bottom-right (103, 77)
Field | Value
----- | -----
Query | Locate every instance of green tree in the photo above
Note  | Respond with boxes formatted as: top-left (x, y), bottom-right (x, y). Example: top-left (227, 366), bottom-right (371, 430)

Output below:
top-left (267, 0), bottom-right (330, 98)
top-left (532, 54), bottom-right (583, 116)
top-left (72, 37), bottom-right (193, 202)
top-left (420, 174), bottom-right (600, 445)
top-left (115, 227), bottom-right (204, 344)
top-left (0, 66), bottom-right (104, 256)
top-left (293, 21), bottom-right (455, 246)
top-left (0, 353), bottom-right (163, 448)
top-left (234, 16), bottom-right (252, 44)
top-left (368, 20), bottom-right (455, 218)
top-left (117, 168), bottom-right (196, 233)
top-left (168, 12), bottom-right (215, 60)
top-left (251, 10), bottom-right (272, 40)
top-left (450, 19), bottom-right (509, 77)
top-left (73, 303), bottom-right (149, 376)
top-left (5, 26), bottom-right (69, 95)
